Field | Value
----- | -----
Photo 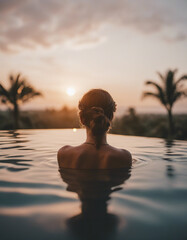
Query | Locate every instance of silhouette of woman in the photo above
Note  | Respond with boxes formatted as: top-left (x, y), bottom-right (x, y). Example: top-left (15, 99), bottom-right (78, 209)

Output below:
top-left (60, 167), bottom-right (131, 240)
top-left (58, 89), bottom-right (132, 169)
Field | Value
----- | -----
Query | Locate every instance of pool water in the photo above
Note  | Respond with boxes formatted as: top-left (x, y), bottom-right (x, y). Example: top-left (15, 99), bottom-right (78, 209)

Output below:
top-left (0, 129), bottom-right (187, 240)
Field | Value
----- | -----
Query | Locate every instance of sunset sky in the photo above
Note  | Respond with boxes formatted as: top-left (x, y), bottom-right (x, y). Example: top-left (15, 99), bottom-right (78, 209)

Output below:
top-left (0, 0), bottom-right (187, 114)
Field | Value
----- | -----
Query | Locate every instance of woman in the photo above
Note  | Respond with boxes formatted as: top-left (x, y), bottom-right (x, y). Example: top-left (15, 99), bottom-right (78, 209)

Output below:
top-left (58, 89), bottom-right (132, 169)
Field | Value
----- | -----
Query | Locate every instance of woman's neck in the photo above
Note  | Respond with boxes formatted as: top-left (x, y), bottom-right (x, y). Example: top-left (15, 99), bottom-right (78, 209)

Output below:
top-left (85, 128), bottom-right (107, 145)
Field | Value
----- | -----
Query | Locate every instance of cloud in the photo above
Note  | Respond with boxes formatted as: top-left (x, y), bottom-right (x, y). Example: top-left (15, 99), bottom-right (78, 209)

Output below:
top-left (0, 0), bottom-right (186, 52)
top-left (163, 32), bottom-right (187, 43)
top-left (65, 34), bottom-right (106, 50)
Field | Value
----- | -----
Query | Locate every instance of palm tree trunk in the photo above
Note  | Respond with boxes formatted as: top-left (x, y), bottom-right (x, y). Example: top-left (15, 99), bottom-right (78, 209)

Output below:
top-left (167, 108), bottom-right (174, 138)
top-left (13, 103), bottom-right (19, 129)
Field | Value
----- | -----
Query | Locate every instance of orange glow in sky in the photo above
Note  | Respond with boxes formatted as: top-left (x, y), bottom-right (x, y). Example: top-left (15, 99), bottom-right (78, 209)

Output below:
top-left (0, 0), bottom-right (187, 113)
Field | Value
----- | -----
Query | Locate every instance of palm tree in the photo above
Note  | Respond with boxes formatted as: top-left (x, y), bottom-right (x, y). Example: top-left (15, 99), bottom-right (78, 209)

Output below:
top-left (142, 69), bottom-right (187, 137)
top-left (0, 73), bottom-right (42, 129)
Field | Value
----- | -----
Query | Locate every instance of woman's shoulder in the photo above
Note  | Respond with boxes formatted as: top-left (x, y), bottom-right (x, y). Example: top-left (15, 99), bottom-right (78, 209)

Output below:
top-left (57, 145), bottom-right (76, 158)
top-left (57, 144), bottom-right (86, 162)
top-left (58, 145), bottom-right (72, 152)
top-left (107, 144), bottom-right (131, 156)
top-left (106, 145), bottom-right (132, 167)
top-left (120, 148), bottom-right (132, 160)
top-left (58, 145), bottom-right (76, 168)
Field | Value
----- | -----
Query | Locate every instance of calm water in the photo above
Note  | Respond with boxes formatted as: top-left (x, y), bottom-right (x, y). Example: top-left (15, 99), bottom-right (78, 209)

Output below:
top-left (0, 129), bottom-right (187, 240)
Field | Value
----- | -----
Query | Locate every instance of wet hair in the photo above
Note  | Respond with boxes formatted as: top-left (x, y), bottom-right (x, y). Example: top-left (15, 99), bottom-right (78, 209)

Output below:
top-left (78, 89), bottom-right (116, 148)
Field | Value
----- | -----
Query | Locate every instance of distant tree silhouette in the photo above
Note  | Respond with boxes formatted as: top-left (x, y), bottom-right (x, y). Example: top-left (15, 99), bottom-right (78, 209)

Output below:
top-left (0, 73), bottom-right (42, 129)
top-left (142, 69), bottom-right (187, 137)
top-left (120, 107), bottom-right (144, 135)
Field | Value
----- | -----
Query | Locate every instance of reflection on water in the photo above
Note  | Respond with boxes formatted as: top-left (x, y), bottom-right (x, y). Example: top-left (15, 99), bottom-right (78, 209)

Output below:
top-left (166, 165), bottom-right (175, 178)
top-left (0, 131), bottom-right (33, 172)
top-left (0, 129), bottom-right (187, 240)
top-left (163, 139), bottom-right (176, 178)
top-left (163, 139), bottom-right (175, 162)
top-left (60, 168), bottom-right (131, 240)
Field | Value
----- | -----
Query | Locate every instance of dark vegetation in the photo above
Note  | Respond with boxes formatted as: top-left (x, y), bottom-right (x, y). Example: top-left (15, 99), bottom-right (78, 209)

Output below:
top-left (0, 106), bottom-right (80, 130)
top-left (0, 106), bottom-right (186, 140)
top-left (111, 107), bottom-right (187, 140)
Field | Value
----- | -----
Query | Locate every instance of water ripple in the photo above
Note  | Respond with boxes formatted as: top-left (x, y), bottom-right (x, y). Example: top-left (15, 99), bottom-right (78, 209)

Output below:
top-left (0, 129), bottom-right (186, 240)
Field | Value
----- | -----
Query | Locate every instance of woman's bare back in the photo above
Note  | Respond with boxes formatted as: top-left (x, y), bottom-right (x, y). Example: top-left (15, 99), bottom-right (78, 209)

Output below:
top-left (58, 143), bottom-right (132, 169)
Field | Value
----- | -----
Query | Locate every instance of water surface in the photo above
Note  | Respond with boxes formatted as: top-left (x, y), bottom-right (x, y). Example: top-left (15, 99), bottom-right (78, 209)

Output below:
top-left (0, 129), bottom-right (187, 240)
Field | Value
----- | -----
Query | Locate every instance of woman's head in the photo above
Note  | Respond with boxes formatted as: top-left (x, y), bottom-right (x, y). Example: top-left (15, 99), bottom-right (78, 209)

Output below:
top-left (78, 89), bottom-right (116, 147)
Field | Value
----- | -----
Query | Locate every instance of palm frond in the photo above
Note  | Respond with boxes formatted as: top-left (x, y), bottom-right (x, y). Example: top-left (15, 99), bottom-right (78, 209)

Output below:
top-left (173, 91), bottom-right (186, 103)
top-left (9, 75), bottom-right (15, 83)
top-left (166, 70), bottom-right (175, 87)
top-left (9, 74), bottom-right (26, 102)
top-left (145, 81), bottom-right (162, 90)
top-left (0, 84), bottom-right (9, 97)
top-left (165, 70), bottom-right (178, 106)
top-left (19, 86), bottom-right (42, 103)
top-left (0, 84), bottom-right (11, 103)
top-left (157, 71), bottom-right (165, 82)
top-left (175, 75), bottom-right (187, 85)
top-left (144, 81), bottom-right (166, 105)
top-left (142, 92), bottom-right (159, 99)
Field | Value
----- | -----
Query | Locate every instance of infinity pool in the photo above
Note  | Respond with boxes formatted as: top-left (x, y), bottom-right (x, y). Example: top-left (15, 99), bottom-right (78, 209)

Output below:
top-left (0, 129), bottom-right (187, 240)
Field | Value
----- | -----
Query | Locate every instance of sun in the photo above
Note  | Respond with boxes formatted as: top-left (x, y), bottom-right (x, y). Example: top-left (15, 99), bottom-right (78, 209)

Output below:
top-left (66, 87), bottom-right (76, 96)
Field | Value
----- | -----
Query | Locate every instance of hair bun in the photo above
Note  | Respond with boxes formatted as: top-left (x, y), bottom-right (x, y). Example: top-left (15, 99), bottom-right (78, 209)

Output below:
top-left (90, 107), bottom-right (104, 114)
top-left (89, 106), bottom-right (110, 140)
